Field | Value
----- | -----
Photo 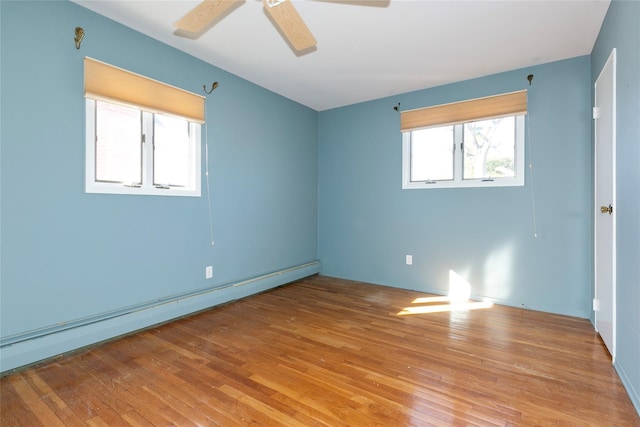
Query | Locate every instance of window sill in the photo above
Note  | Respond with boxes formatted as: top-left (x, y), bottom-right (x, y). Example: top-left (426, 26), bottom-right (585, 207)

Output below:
top-left (85, 183), bottom-right (201, 197)
top-left (402, 177), bottom-right (524, 190)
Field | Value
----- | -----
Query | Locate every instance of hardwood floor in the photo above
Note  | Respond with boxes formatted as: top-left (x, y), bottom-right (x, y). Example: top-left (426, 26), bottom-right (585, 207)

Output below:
top-left (1, 275), bottom-right (638, 426)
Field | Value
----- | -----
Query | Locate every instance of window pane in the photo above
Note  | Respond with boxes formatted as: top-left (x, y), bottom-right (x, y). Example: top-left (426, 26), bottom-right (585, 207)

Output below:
top-left (463, 117), bottom-right (515, 179)
top-left (95, 101), bottom-right (142, 184)
top-left (410, 126), bottom-right (454, 181)
top-left (153, 114), bottom-right (191, 187)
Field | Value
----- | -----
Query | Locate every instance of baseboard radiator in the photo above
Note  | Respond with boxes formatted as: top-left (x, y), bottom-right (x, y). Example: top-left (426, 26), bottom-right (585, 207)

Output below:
top-left (0, 261), bottom-right (321, 374)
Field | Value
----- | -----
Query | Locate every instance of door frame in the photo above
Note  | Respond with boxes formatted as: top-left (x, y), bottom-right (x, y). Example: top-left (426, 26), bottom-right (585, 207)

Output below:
top-left (593, 47), bottom-right (616, 361)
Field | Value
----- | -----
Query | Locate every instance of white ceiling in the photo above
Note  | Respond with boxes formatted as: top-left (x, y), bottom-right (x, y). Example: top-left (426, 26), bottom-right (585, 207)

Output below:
top-left (72, 0), bottom-right (610, 111)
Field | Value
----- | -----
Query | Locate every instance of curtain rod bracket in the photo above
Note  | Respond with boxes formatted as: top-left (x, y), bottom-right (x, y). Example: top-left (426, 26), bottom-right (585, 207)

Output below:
top-left (204, 82), bottom-right (219, 94)
top-left (527, 74), bottom-right (534, 85)
top-left (74, 27), bottom-right (85, 50)
top-left (393, 102), bottom-right (400, 111)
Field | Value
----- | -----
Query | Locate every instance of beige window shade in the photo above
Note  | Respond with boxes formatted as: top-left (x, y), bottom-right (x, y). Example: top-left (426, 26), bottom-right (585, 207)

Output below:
top-left (400, 90), bottom-right (527, 132)
top-left (84, 57), bottom-right (205, 124)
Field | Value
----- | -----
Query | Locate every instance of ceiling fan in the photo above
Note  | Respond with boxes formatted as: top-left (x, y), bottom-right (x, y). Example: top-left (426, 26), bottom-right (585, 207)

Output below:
top-left (174, 0), bottom-right (388, 54)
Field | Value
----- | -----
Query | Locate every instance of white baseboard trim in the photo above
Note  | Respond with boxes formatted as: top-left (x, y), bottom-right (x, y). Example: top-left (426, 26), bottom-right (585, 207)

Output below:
top-left (0, 261), bottom-right (320, 374)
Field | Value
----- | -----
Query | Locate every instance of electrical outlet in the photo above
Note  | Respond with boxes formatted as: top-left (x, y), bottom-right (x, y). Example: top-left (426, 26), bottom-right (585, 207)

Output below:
top-left (406, 255), bottom-right (413, 265)
top-left (205, 266), bottom-right (213, 279)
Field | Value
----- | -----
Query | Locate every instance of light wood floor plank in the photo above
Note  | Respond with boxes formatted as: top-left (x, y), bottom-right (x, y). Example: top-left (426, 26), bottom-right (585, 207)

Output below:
top-left (6, 375), bottom-right (67, 426)
top-left (1, 275), bottom-right (638, 426)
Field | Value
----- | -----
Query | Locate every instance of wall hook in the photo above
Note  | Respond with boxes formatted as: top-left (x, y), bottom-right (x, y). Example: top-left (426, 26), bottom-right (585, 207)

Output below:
top-left (74, 27), bottom-right (85, 50)
top-left (527, 74), bottom-right (534, 85)
top-left (393, 102), bottom-right (400, 111)
top-left (204, 81), bottom-right (219, 94)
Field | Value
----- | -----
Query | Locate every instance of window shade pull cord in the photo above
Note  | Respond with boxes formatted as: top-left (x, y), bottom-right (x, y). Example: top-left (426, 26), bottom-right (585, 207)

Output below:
top-left (527, 112), bottom-right (538, 239)
top-left (204, 116), bottom-right (215, 247)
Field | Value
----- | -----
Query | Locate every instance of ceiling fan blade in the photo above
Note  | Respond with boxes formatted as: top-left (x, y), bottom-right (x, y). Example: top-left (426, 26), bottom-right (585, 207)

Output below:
top-left (175, 0), bottom-right (242, 33)
top-left (263, 0), bottom-right (317, 52)
top-left (313, 0), bottom-right (389, 6)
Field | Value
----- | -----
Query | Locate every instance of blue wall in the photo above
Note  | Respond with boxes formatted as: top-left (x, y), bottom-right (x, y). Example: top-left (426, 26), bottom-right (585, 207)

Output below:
top-left (1, 2), bottom-right (637, 414)
top-left (318, 56), bottom-right (593, 318)
top-left (591, 0), bottom-right (640, 413)
top-left (0, 1), bottom-right (319, 370)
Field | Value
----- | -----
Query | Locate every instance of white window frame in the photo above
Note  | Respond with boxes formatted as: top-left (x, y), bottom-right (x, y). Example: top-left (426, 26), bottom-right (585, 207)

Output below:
top-left (85, 99), bottom-right (201, 197)
top-left (402, 115), bottom-right (525, 189)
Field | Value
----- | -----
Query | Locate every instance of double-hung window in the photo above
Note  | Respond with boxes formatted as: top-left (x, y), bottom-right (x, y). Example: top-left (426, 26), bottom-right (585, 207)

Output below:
top-left (401, 91), bottom-right (527, 189)
top-left (84, 57), bottom-right (204, 197)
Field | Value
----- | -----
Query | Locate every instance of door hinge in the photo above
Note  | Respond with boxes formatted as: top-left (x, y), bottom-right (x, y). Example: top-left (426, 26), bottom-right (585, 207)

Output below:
top-left (593, 298), bottom-right (600, 311)
top-left (593, 107), bottom-right (601, 119)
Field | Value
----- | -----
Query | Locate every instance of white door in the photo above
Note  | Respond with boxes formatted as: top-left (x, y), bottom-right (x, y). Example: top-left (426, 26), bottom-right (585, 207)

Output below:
top-left (594, 48), bottom-right (616, 361)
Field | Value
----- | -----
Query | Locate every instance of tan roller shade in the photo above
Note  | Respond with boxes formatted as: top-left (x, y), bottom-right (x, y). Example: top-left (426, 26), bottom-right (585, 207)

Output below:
top-left (84, 57), bottom-right (205, 124)
top-left (401, 90), bottom-right (527, 132)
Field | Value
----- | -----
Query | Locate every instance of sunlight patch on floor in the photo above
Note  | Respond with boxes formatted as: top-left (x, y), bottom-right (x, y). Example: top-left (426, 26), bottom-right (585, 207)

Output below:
top-left (397, 270), bottom-right (494, 315)
top-left (397, 300), bottom-right (494, 315)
